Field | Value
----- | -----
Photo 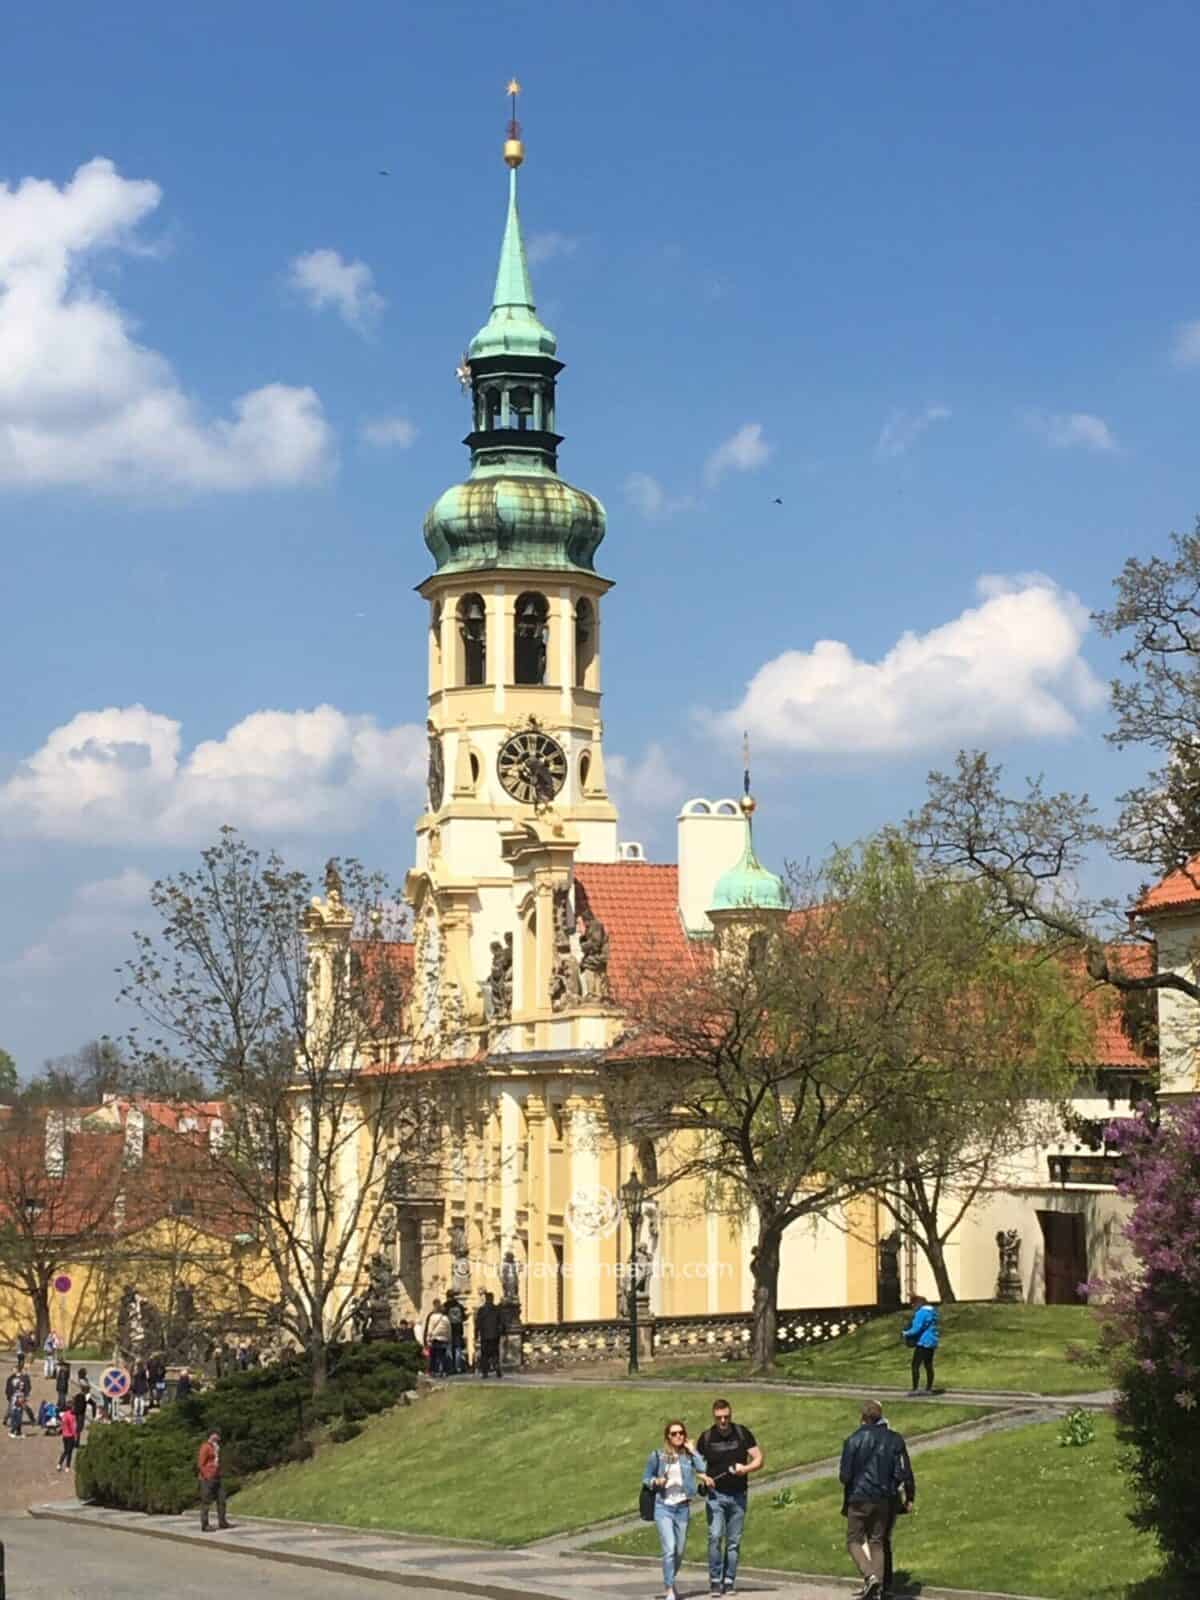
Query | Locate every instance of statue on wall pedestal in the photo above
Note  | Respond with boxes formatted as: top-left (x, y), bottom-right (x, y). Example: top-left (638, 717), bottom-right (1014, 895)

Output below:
top-left (578, 908), bottom-right (611, 1001)
top-left (995, 1228), bottom-right (1023, 1302)
top-left (877, 1230), bottom-right (902, 1310)
top-left (550, 888), bottom-right (582, 1012)
top-left (353, 1251), bottom-right (399, 1341)
top-left (500, 1249), bottom-right (522, 1328)
top-left (485, 933), bottom-right (513, 1020)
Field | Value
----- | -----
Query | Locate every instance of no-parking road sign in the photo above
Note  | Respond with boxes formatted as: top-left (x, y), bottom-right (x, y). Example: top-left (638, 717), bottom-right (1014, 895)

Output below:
top-left (100, 1364), bottom-right (131, 1400)
top-left (53, 1274), bottom-right (72, 1294)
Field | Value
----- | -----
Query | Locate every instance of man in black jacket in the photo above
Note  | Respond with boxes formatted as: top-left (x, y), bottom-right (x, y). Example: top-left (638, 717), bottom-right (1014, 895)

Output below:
top-left (839, 1401), bottom-right (913, 1600)
top-left (475, 1291), bottom-right (503, 1378)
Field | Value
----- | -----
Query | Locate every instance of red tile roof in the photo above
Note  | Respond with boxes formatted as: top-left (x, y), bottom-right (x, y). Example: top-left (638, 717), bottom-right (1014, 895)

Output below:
top-left (1136, 857), bottom-right (1200, 914)
top-left (573, 862), bottom-right (696, 999)
top-left (1078, 943), bottom-right (1156, 1069)
top-left (352, 938), bottom-right (414, 978)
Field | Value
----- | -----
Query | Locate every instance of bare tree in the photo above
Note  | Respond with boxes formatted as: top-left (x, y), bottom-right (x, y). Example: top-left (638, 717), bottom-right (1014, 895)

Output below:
top-left (120, 829), bottom-right (436, 1392)
top-left (0, 1095), bottom-right (128, 1342)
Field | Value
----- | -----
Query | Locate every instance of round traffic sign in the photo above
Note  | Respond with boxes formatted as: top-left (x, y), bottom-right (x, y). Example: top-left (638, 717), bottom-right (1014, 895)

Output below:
top-left (53, 1274), bottom-right (72, 1294)
top-left (100, 1364), bottom-right (130, 1399)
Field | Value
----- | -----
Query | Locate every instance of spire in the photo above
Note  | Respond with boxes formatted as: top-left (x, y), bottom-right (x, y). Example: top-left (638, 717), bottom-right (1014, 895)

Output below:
top-left (491, 166), bottom-right (537, 316)
top-left (709, 734), bottom-right (789, 917)
top-left (468, 79), bottom-right (556, 361)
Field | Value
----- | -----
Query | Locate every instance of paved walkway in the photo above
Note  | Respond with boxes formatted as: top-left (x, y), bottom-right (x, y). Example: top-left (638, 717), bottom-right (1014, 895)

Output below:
top-left (503, 1372), bottom-right (1115, 1411)
top-left (27, 1500), bottom-right (1055, 1600)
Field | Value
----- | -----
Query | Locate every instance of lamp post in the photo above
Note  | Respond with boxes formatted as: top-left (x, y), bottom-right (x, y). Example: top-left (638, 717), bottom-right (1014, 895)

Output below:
top-left (620, 1170), bottom-right (645, 1376)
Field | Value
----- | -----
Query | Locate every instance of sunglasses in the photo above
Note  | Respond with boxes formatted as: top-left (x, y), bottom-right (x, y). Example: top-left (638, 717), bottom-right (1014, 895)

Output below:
top-left (667, 1428), bottom-right (685, 1436)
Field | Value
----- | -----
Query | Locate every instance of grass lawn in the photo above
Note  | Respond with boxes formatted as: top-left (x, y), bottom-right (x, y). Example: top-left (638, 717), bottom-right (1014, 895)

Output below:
top-left (594, 1416), bottom-right (1171, 1600)
top-left (655, 1303), bottom-right (1106, 1396)
top-left (233, 1385), bottom-right (988, 1546)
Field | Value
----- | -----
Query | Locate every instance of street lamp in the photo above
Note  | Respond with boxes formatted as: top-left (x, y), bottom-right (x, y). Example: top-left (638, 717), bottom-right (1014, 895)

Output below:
top-left (620, 1169), bottom-right (645, 1376)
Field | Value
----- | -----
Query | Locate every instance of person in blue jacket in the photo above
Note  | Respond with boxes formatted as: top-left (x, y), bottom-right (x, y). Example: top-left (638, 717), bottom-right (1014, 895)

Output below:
top-left (902, 1295), bottom-right (939, 1392)
top-left (642, 1420), bottom-right (713, 1600)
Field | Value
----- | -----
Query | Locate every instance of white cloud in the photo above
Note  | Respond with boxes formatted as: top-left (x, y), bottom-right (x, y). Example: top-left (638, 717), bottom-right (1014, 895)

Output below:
top-left (526, 231), bottom-right (578, 267)
top-left (623, 471), bottom-right (693, 521)
top-left (362, 416), bottom-right (417, 449)
top-left (703, 422), bottom-right (770, 488)
top-left (0, 158), bottom-right (334, 492)
top-left (1024, 410), bottom-right (1118, 453)
top-left (707, 575), bottom-right (1104, 755)
top-left (0, 869), bottom-right (151, 983)
top-left (607, 743), bottom-right (688, 847)
top-left (0, 704), bottom-right (426, 844)
top-left (1170, 320), bottom-right (1200, 367)
top-left (875, 405), bottom-right (951, 461)
top-left (286, 248), bottom-right (384, 332)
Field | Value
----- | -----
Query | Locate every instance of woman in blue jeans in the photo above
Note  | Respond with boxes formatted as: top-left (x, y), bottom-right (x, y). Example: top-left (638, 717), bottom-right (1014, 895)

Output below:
top-left (642, 1420), bottom-right (713, 1600)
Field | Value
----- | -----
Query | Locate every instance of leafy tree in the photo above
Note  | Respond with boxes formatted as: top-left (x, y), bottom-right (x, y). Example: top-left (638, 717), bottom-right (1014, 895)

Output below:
top-left (0, 1048), bottom-right (16, 1103)
top-left (119, 829), bottom-right (433, 1392)
top-left (22, 1037), bottom-right (205, 1104)
top-left (612, 834), bottom-right (1083, 1364)
top-left (1102, 1100), bottom-right (1200, 1580)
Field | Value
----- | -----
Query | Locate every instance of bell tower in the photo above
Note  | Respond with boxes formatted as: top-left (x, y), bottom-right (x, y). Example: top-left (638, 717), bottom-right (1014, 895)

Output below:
top-left (408, 85), bottom-right (619, 1042)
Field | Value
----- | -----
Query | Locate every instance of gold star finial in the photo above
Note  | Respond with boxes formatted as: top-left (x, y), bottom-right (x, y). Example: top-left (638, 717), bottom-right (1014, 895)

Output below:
top-left (504, 77), bottom-right (525, 169)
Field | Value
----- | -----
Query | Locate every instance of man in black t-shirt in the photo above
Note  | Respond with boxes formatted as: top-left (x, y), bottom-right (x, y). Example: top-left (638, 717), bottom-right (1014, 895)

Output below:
top-left (697, 1398), bottom-right (764, 1597)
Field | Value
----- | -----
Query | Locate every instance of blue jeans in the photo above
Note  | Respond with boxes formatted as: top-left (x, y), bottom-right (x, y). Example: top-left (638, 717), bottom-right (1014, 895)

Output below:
top-left (706, 1489), bottom-right (747, 1587)
top-left (654, 1500), bottom-right (690, 1590)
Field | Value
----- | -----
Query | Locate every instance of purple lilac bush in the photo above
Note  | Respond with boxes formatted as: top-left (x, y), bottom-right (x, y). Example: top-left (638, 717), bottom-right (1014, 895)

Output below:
top-left (1104, 1099), bottom-right (1200, 1578)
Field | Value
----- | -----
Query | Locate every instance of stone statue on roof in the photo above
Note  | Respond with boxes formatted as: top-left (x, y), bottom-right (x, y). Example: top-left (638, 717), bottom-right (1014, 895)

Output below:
top-left (323, 859), bottom-right (344, 905)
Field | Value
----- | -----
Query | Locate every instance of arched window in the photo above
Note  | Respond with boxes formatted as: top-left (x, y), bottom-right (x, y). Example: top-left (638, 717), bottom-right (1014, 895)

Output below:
top-left (514, 592), bottom-right (549, 685)
top-left (579, 749), bottom-right (592, 792)
top-left (574, 598), bottom-right (595, 688)
top-left (484, 390), bottom-right (500, 431)
top-left (457, 594), bottom-right (486, 686)
top-left (510, 386), bottom-right (533, 431)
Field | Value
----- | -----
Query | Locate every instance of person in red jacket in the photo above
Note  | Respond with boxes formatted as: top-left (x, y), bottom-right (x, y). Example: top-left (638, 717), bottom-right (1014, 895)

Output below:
top-left (196, 1429), bottom-right (230, 1531)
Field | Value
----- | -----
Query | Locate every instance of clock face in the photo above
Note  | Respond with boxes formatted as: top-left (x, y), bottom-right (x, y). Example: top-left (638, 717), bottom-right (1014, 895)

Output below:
top-left (497, 728), bottom-right (567, 806)
top-left (427, 734), bottom-right (444, 811)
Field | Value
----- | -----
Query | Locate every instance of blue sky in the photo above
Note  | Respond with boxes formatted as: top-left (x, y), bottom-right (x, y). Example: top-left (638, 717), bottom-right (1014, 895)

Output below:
top-left (2, 0), bottom-right (1198, 1071)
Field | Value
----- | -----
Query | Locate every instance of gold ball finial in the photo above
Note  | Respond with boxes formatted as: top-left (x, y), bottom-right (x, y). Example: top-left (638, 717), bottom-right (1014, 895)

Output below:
top-left (740, 793), bottom-right (757, 817)
top-left (504, 76), bottom-right (524, 168)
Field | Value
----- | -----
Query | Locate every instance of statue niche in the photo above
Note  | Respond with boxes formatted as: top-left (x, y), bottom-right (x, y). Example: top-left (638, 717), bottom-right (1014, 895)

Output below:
top-left (550, 887), bottom-right (582, 1012)
top-left (578, 906), bottom-right (611, 1001)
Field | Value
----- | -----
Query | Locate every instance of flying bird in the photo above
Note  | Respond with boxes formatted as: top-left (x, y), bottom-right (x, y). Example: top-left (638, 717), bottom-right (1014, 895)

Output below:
top-left (378, 169), bottom-right (390, 177)
top-left (773, 497), bottom-right (784, 505)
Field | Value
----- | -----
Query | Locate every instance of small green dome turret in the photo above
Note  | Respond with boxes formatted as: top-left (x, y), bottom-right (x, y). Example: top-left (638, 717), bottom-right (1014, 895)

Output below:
top-left (710, 797), bottom-right (789, 916)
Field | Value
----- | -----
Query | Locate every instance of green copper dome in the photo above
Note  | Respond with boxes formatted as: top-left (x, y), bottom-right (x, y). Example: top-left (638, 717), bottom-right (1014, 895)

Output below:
top-left (424, 471), bottom-right (606, 574)
top-left (710, 820), bottom-right (789, 915)
top-left (423, 155), bottom-right (607, 578)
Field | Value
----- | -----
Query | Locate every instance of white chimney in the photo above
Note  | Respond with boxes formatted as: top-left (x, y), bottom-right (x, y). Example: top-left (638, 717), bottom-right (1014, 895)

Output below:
top-left (208, 1117), bottom-right (225, 1152)
top-left (44, 1111), bottom-right (66, 1179)
top-left (677, 798), bottom-right (749, 935)
top-left (123, 1105), bottom-right (145, 1167)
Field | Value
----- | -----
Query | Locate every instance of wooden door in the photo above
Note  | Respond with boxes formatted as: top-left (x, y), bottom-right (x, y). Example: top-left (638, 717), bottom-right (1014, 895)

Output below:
top-left (1037, 1210), bottom-right (1088, 1304)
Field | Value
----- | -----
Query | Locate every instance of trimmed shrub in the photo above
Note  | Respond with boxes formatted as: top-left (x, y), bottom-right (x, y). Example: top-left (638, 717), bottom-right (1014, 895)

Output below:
top-left (76, 1339), bottom-right (420, 1514)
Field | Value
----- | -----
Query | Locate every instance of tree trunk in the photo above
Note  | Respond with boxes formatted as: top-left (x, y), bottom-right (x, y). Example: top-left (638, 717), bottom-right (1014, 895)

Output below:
top-left (29, 1277), bottom-right (52, 1344)
top-left (903, 1174), bottom-right (958, 1303)
top-left (749, 1224), bottom-right (783, 1373)
top-left (309, 1317), bottom-right (329, 1393)
top-left (918, 1236), bottom-right (958, 1303)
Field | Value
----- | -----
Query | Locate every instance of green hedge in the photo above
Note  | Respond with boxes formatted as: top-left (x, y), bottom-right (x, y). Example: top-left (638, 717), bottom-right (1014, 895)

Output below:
top-left (76, 1340), bottom-right (421, 1513)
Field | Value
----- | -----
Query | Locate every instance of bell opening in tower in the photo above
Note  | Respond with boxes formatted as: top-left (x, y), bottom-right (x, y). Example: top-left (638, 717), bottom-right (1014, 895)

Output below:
top-left (457, 593), bottom-right (487, 686)
top-left (514, 591), bottom-right (549, 685)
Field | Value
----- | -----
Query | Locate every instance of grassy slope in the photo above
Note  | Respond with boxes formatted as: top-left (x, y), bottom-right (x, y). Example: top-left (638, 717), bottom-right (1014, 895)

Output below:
top-left (659, 1304), bottom-right (1105, 1395)
top-left (596, 1417), bottom-right (1167, 1600)
top-left (233, 1386), bottom-right (987, 1546)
